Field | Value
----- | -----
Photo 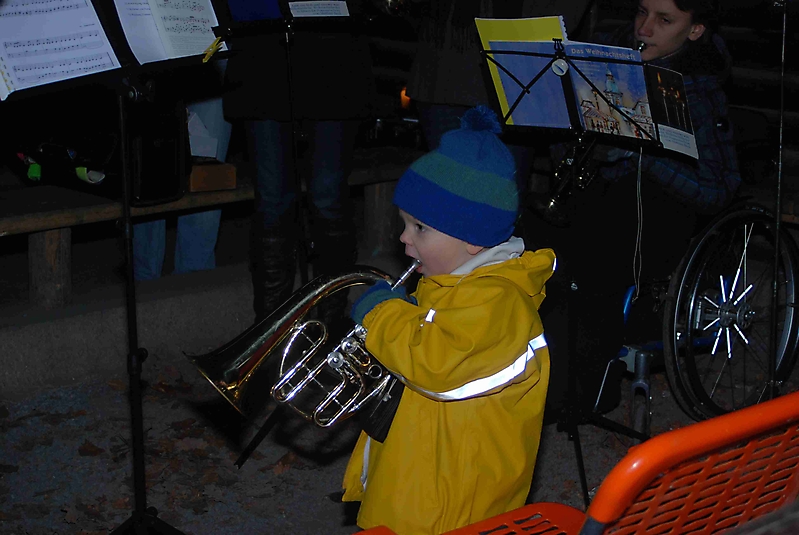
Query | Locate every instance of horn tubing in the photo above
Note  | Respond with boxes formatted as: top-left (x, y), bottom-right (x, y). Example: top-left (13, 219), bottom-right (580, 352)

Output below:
top-left (187, 266), bottom-right (392, 415)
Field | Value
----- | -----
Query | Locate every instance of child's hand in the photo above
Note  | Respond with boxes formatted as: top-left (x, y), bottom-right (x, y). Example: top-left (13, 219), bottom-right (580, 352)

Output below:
top-left (351, 281), bottom-right (415, 325)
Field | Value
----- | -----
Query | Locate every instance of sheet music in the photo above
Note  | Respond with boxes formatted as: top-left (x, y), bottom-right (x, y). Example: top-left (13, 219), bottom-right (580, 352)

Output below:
top-left (288, 1), bottom-right (349, 18)
top-left (114, 1), bottom-right (168, 64)
top-left (146, 0), bottom-right (224, 60)
top-left (0, 0), bottom-right (120, 100)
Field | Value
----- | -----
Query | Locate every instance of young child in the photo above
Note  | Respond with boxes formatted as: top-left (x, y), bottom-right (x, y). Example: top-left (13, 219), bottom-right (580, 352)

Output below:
top-left (341, 106), bottom-right (556, 534)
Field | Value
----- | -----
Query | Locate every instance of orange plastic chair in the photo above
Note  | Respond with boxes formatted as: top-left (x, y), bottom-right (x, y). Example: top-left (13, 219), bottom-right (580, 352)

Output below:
top-left (359, 502), bottom-right (583, 535)
top-left (580, 388), bottom-right (799, 534)
top-left (360, 389), bottom-right (799, 535)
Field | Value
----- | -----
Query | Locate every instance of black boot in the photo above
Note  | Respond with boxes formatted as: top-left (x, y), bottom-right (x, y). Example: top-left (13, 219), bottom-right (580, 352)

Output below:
top-left (309, 216), bottom-right (358, 331)
top-left (250, 217), bottom-right (297, 322)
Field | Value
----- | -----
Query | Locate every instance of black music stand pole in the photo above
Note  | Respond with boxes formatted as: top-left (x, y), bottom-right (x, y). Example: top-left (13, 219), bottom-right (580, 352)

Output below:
top-left (110, 82), bottom-right (184, 535)
top-left (282, 20), bottom-right (310, 286)
top-left (482, 40), bottom-right (651, 509)
top-left (768, 0), bottom-right (789, 400)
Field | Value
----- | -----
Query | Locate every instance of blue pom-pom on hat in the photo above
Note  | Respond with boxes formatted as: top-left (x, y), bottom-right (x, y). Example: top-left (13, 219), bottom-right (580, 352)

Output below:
top-left (393, 105), bottom-right (518, 247)
top-left (460, 105), bottom-right (503, 134)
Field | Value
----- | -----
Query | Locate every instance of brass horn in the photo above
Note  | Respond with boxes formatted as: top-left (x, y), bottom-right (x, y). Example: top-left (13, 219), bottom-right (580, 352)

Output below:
top-left (529, 134), bottom-right (599, 228)
top-left (187, 260), bottom-right (420, 427)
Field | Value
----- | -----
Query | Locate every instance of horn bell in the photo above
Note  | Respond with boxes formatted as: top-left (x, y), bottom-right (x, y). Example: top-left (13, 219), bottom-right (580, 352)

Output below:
top-left (186, 266), bottom-right (392, 417)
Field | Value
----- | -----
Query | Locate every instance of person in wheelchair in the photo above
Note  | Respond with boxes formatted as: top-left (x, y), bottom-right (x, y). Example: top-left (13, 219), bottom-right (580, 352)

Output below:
top-left (529, 0), bottom-right (742, 417)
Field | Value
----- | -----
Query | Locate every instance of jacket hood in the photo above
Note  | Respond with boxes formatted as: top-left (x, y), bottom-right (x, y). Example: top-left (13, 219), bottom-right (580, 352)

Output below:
top-left (425, 240), bottom-right (556, 301)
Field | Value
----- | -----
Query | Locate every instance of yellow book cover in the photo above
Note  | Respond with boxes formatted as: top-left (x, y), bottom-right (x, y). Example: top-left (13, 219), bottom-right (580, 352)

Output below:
top-left (475, 16), bottom-right (567, 124)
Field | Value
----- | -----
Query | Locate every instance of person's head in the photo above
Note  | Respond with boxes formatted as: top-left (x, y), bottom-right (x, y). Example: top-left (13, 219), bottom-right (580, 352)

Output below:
top-left (392, 106), bottom-right (518, 277)
top-left (634, 0), bottom-right (717, 61)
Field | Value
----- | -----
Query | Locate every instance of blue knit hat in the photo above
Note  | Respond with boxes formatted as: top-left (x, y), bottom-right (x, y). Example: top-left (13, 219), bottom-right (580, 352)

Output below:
top-left (393, 106), bottom-right (518, 247)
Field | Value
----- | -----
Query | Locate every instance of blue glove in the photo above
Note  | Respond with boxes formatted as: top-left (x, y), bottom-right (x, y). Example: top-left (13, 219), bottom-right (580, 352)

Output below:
top-left (351, 281), bottom-right (414, 325)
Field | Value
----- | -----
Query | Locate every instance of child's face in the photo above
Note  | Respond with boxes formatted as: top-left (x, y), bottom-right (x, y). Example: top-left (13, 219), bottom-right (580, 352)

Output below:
top-left (634, 0), bottom-right (705, 61)
top-left (399, 210), bottom-right (481, 277)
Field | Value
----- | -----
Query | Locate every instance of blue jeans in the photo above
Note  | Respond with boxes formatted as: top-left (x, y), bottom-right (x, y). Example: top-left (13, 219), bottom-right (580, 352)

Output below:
top-left (416, 102), bottom-right (534, 195)
top-left (133, 76), bottom-right (232, 281)
top-left (246, 119), bottom-right (359, 228)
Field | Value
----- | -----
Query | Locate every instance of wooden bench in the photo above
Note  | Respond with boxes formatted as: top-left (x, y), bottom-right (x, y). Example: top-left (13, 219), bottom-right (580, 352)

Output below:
top-left (0, 183), bottom-right (256, 309)
top-left (0, 146), bottom-right (422, 309)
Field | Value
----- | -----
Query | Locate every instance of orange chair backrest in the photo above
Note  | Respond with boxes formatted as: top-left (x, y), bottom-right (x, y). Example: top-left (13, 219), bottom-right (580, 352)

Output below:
top-left (585, 390), bottom-right (799, 534)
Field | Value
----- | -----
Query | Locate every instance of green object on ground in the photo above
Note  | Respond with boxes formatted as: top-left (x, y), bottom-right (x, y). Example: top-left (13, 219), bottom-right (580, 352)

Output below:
top-left (27, 163), bottom-right (41, 181)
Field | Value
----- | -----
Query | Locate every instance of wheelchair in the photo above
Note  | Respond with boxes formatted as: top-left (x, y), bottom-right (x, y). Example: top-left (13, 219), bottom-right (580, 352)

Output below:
top-left (618, 202), bottom-right (799, 433)
top-left (662, 202), bottom-right (799, 420)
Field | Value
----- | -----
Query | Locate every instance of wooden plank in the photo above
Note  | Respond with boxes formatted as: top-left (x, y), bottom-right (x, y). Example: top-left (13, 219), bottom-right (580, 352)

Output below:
top-left (0, 148), bottom-right (420, 237)
top-left (129, 186), bottom-right (254, 217)
top-left (28, 228), bottom-right (71, 308)
top-left (0, 184), bottom-right (255, 237)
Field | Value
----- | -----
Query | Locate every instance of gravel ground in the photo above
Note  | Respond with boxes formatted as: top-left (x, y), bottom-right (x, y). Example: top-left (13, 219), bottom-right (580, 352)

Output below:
top-left (0, 340), bottom-right (697, 535)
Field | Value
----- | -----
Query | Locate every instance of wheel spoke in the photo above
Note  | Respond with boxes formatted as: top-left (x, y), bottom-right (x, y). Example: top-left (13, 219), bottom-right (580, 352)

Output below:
top-left (733, 284), bottom-right (754, 306)
top-left (725, 326), bottom-right (732, 360)
top-left (711, 327), bottom-right (722, 354)
top-left (709, 353), bottom-right (728, 399)
top-left (733, 323), bottom-right (750, 345)
top-left (727, 340), bottom-right (737, 408)
top-left (756, 382), bottom-right (769, 404)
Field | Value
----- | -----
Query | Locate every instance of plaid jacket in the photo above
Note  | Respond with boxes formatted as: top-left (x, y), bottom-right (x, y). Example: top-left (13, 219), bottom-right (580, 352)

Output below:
top-left (597, 33), bottom-right (742, 213)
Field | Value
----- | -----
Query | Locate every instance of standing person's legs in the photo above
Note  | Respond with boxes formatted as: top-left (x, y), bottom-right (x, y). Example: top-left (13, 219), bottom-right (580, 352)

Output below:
top-left (307, 120), bottom-right (359, 224)
top-left (306, 120), bottom-right (360, 324)
top-left (174, 210), bottom-right (223, 274)
top-left (132, 219), bottom-right (167, 281)
top-left (174, 90), bottom-right (233, 275)
top-left (247, 119), bottom-right (299, 320)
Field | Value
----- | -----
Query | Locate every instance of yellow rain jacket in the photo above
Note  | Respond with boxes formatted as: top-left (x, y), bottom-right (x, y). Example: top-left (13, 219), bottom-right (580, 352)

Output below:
top-left (342, 246), bottom-right (556, 534)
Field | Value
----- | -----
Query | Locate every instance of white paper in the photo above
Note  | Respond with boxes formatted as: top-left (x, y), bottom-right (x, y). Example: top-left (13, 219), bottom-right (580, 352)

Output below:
top-left (658, 124), bottom-right (699, 159)
top-left (114, 1), bottom-right (168, 64)
top-left (146, 0), bottom-right (225, 60)
top-left (288, 1), bottom-right (349, 18)
top-left (188, 110), bottom-right (218, 157)
top-left (0, 0), bottom-right (120, 100)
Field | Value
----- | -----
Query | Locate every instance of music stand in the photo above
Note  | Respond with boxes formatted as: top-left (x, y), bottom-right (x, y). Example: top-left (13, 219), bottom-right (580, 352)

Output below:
top-left (480, 37), bottom-right (660, 508)
top-left (109, 80), bottom-right (187, 535)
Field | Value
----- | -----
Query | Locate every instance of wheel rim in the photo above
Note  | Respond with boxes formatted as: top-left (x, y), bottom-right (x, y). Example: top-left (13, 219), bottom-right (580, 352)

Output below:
top-left (674, 213), bottom-right (799, 416)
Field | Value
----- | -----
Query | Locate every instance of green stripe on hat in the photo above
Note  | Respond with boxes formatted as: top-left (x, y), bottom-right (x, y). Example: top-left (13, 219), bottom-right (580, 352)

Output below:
top-left (409, 152), bottom-right (517, 212)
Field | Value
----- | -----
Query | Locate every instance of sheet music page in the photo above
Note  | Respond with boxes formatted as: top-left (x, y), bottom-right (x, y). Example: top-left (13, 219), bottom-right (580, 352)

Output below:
top-left (0, 0), bottom-right (120, 101)
top-left (486, 40), bottom-right (572, 129)
top-left (566, 42), bottom-right (652, 139)
top-left (645, 65), bottom-right (698, 158)
top-left (114, 0), bottom-right (169, 64)
top-left (146, 0), bottom-right (225, 60)
top-left (288, 1), bottom-right (349, 18)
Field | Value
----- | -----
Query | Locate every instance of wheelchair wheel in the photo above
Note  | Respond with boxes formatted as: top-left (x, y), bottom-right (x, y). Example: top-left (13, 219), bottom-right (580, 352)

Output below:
top-left (663, 204), bottom-right (799, 420)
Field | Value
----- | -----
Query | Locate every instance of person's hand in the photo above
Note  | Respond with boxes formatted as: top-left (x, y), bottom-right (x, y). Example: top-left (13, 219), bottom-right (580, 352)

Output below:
top-left (593, 143), bottom-right (635, 163)
top-left (350, 281), bottom-right (414, 324)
